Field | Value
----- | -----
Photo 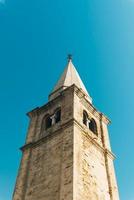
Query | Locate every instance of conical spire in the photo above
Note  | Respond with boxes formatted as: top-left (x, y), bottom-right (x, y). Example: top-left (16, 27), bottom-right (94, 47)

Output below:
top-left (49, 56), bottom-right (92, 103)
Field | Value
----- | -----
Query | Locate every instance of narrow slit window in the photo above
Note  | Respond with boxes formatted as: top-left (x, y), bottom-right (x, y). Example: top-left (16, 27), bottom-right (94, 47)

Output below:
top-left (55, 109), bottom-right (61, 123)
top-left (89, 118), bottom-right (97, 135)
top-left (83, 111), bottom-right (88, 126)
top-left (46, 116), bottom-right (52, 129)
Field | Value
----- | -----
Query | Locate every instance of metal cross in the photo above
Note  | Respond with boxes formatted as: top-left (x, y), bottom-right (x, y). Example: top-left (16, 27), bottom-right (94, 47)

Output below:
top-left (68, 54), bottom-right (72, 61)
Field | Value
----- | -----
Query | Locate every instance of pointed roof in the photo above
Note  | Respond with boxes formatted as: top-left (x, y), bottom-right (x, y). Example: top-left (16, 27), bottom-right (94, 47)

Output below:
top-left (49, 57), bottom-right (92, 103)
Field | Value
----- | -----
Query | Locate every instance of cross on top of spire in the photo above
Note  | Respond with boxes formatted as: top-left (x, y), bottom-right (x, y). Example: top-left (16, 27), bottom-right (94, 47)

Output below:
top-left (68, 54), bottom-right (72, 62)
top-left (49, 55), bottom-right (92, 103)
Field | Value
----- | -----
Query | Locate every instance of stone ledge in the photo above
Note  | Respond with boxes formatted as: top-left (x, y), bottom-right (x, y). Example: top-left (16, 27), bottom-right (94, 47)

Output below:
top-left (73, 119), bottom-right (116, 160)
top-left (26, 84), bottom-right (110, 126)
top-left (21, 118), bottom-right (115, 160)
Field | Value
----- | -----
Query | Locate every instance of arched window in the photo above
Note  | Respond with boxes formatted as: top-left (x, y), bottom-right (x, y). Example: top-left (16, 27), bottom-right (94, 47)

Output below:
top-left (55, 109), bottom-right (61, 123)
top-left (89, 118), bottom-right (97, 135)
top-left (83, 110), bottom-right (88, 126)
top-left (42, 108), bottom-right (61, 132)
top-left (45, 115), bottom-right (52, 129)
top-left (83, 110), bottom-right (98, 136)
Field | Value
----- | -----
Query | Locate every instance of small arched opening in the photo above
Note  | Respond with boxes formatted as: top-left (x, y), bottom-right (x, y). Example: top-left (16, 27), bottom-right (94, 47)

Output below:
top-left (83, 110), bottom-right (88, 126)
top-left (89, 118), bottom-right (97, 135)
top-left (55, 109), bottom-right (61, 124)
top-left (45, 115), bottom-right (52, 129)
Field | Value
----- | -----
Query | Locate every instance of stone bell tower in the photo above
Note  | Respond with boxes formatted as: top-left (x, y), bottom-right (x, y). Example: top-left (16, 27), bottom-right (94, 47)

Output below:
top-left (13, 56), bottom-right (120, 200)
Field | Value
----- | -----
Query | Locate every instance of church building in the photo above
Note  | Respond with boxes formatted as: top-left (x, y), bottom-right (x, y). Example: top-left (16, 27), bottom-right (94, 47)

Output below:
top-left (13, 56), bottom-right (120, 200)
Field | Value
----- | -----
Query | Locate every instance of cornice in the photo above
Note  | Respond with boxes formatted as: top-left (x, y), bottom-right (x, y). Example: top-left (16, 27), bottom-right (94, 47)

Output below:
top-left (73, 119), bottom-right (115, 160)
top-left (27, 84), bottom-right (111, 124)
top-left (20, 118), bottom-right (74, 151)
top-left (74, 86), bottom-right (111, 125)
top-left (26, 96), bottom-right (63, 118)
top-left (21, 117), bottom-right (115, 160)
top-left (26, 84), bottom-right (110, 125)
top-left (26, 85), bottom-right (75, 118)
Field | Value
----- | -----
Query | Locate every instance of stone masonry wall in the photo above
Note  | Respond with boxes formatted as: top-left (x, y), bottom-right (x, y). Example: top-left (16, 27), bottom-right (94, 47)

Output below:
top-left (73, 125), bottom-right (110, 200)
top-left (13, 87), bottom-right (74, 200)
top-left (13, 85), bottom-right (120, 200)
top-left (73, 89), bottom-right (120, 200)
top-left (24, 126), bottom-right (73, 200)
top-left (13, 126), bottom-right (73, 200)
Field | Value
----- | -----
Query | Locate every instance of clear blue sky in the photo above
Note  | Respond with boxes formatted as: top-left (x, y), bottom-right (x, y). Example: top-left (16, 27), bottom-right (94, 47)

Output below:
top-left (0, 0), bottom-right (134, 199)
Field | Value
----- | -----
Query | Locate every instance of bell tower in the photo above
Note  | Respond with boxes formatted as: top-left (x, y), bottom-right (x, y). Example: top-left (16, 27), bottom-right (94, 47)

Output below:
top-left (13, 57), bottom-right (120, 200)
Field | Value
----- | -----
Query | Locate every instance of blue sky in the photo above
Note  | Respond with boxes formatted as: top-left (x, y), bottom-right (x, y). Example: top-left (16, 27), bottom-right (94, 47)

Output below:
top-left (0, 0), bottom-right (134, 199)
